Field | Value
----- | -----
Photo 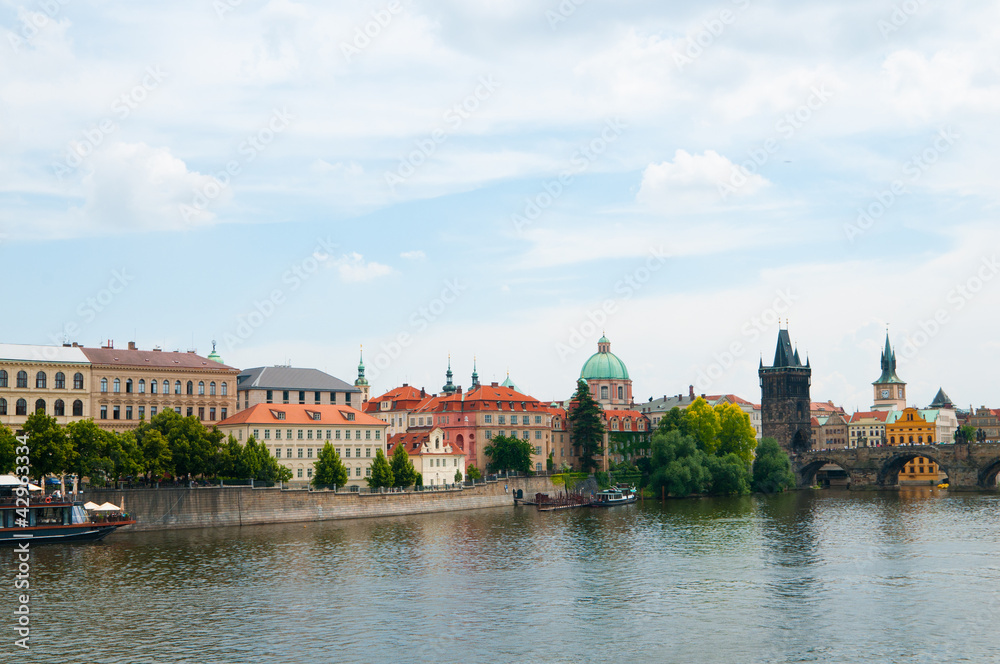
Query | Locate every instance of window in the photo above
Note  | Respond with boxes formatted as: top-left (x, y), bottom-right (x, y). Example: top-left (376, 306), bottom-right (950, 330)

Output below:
top-left (355, 430), bottom-right (362, 440)
top-left (276, 429), bottom-right (282, 440)
top-left (253, 429), bottom-right (260, 439)
top-left (186, 407), bottom-right (193, 417)
top-left (0, 370), bottom-right (7, 387)
top-left (298, 449), bottom-right (303, 458)
top-left (498, 415), bottom-right (505, 425)
top-left (100, 378), bottom-right (108, 393)
top-left (126, 406), bottom-right (133, 420)
top-left (36, 372), bottom-right (46, 389)
top-left (198, 381), bottom-right (205, 395)
top-left (307, 430), bottom-right (314, 440)
top-left (356, 467), bottom-right (361, 477)
top-left (523, 431), bottom-right (529, 440)
top-left (535, 415), bottom-right (542, 424)
top-left (286, 429), bottom-right (292, 439)
top-left (151, 380), bottom-right (158, 394)
top-left (73, 400), bottom-right (83, 417)
top-left (33, 399), bottom-right (45, 414)
top-left (113, 405), bottom-right (120, 420)
top-left (315, 391), bottom-right (321, 404)
top-left (0, 398), bottom-right (6, 415)
top-left (297, 430), bottom-right (304, 440)
top-left (307, 448), bottom-right (313, 458)
top-left (286, 448), bottom-right (291, 458)
top-left (307, 468), bottom-right (313, 478)
top-left (275, 448), bottom-right (281, 458)
top-left (366, 430), bottom-right (371, 440)
top-left (282, 390), bottom-right (289, 404)
top-left (187, 381), bottom-right (194, 395)
top-left (150, 406), bottom-right (157, 417)
top-left (16, 371), bottom-right (27, 388)
top-left (210, 407), bottom-right (216, 420)
top-left (113, 378), bottom-right (121, 393)
top-left (174, 381), bottom-right (182, 395)
top-left (366, 448), bottom-right (371, 458)
top-left (484, 414), bottom-right (492, 424)
top-left (535, 431), bottom-right (542, 439)
top-left (523, 416), bottom-right (530, 425)
top-left (298, 391), bottom-right (305, 404)
top-left (276, 411), bottom-right (286, 421)
top-left (601, 386), bottom-right (608, 400)
top-left (138, 379), bottom-right (146, 394)
top-left (364, 467), bottom-right (369, 477)
top-left (198, 407), bottom-right (204, 420)
top-left (335, 430), bottom-right (341, 440)
top-left (356, 448), bottom-right (361, 458)
top-left (73, 372), bottom-right (84, 390)
top-left (297, 468), bottom-right (303, 478)
top-left (345, 448), bottom-right (351, 458)
top-left (618, 386), bottom-right (624, 400)
top-left (139, 406), bottom-right (145, 420)
top-left (99, 404), bottom-right (106, 419)
top-left (326, 430), bottom-right (331, 439)
top-left (221, 382), bottom-right (228, 396)
top-left (220, 408), bottom-right (227, 419)
top-left (265, 429), bottom-right (271, 439)
top-left (54, 372), bottom-right (65, 389)
top-left (375, 431), bottom-right (381, 440)
top-left (123, 379), bottom-right (132, 394)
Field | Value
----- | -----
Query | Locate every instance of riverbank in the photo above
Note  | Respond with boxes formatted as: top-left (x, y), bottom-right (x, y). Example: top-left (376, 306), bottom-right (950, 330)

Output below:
top-left (84, 476), bottom-right (558, 532)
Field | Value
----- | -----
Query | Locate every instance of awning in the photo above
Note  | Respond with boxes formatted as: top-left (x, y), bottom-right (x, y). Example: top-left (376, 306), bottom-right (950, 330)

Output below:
top-left (84, 502), bottom-right (101, 510)
top-left (94, 502), bottom-right (121, 512)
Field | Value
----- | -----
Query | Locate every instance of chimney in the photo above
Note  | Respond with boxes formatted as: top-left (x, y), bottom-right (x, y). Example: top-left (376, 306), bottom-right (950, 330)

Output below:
top-left (456, 386), bottom-right (463, 394)
top-left (689, 385), bottom-right (695, 399)
top-left (402, 383), bottom-right (408, 387)
top-left (128, 341), bottom-right (137, 351)
top-left (491, 382), bottom-right (499, 387)
top-left (103, 339), bottom-right (114, 349)
top-left (420, 388), bottom-right (426, 398)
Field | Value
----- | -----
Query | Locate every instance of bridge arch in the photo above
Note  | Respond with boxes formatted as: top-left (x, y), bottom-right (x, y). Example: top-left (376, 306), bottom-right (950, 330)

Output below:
top-left (877, 450), bottom-right (948, 487)
top-left (796, 458), bottom-right (851, 488)
top-left (977, 458), bottom-right (1000, 488)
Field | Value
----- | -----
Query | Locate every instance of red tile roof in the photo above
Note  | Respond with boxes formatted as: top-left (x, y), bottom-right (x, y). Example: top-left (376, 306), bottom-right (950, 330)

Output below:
top-left (218, 403), bottom-right (386, 427)
top-left (849, 411), bottom-right (890, 423)
top-left (82, 347), bottom-right (238, 371)
top-left (386, 430), bottom-right (465, 456)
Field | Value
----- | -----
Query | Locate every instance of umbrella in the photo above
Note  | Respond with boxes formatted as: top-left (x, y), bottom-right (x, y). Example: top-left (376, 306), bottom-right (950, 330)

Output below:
top-left (0, 475), bottom-right (23, 486)
top-left (84, 502), bottom-right (101, 510)
top-left (94, 502), bottom-right (121, 512)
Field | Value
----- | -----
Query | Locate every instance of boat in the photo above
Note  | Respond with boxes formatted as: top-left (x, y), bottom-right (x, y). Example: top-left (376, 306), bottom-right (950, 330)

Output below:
top-left (591, 486), bottom-right (638, 506)
top-left (0, 482), bottom-right (135, 545)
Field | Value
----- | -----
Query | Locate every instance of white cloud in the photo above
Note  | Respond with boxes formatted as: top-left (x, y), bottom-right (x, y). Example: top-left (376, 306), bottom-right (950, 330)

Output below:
top-left (400, 250), bottom-right (426, 260)
top-left (637, 149), bottom-right (770, 210)
top-left (331, 252), bottom-right (394, 282)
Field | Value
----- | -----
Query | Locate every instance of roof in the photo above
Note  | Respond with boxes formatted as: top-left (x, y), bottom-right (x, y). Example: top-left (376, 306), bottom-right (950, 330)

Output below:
top-left (0, 344), bottom-right (89, 364)
top-left (885, 408), bottom-right (941, 425)
top-left (849, 411), bottom-right (890, 423)
top-left (929, 387), bottom-right (954, 409)
top-left (811, 401), bottom-right (846, 414)
top-left (581, 336), bottom-right (630, 381)
top-left (83, 347), bottom-right (238, 371)
top-left (237, 367), bottom-right (358, 392)
top-left (770, 330), bottom-right (803, 368)
top-left (873, 334), bottom-right (904, 385)
top-left (386, 429), bottom-right (465, 456)
top-left (217, 403), bottom-right (386, 427)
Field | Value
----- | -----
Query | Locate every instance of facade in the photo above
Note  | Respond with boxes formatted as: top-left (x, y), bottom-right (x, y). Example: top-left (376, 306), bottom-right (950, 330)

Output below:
top-left (0, 344), bottom-right (91, 429)
top-left (363, 384), bottom-right (436, 437)
top-left (581, 336), bottom-right (633, 407)
top-left (898, 456), bottom-right (947, 484)
top-left (872, 334), bottom-right (907, 411)
top-left (602, 409), bottom-right (652, 467)
top-left (759, 329), bottom-right (813, 454)
top-left (237, 366), bottom-right (361, 411)
top-left (217, 403), bottom-right (388, 486)
top-left (82, 342), bottom-right (239, 431)
top-left (815, 412), bottom-right (850, 450)
top-left (885, 408), bottom-right (939, 445)
top-left (967, 406), bottom-right (1000, 442)
top-left (848, 411), bottom-right (889, 448)
top-left (386, 427), bottom-right (465, 486)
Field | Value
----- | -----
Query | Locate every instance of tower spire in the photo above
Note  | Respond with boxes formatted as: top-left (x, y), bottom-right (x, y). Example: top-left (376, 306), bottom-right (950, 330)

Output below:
top-left (442, 354), bottom-right (456, 394)
top-left (471, 356), bottom-right (480, 389)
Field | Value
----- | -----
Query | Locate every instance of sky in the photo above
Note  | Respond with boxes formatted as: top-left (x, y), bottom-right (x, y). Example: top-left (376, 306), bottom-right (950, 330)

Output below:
top-left (2, 0), bottom-right (999, 412)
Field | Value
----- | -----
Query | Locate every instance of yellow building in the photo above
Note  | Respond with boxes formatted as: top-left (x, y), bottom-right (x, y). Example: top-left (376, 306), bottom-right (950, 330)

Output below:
top-left (899, 456), bottom-right (946, 484)
top-left (0, 343), bottom-right (92, 429)
top-left (886, 407), bottom-right (945, 484)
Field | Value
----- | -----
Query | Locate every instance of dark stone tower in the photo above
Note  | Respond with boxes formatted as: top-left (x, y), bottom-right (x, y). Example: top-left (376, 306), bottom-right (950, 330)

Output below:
top-left (759, 329), bottom-right (813, 455)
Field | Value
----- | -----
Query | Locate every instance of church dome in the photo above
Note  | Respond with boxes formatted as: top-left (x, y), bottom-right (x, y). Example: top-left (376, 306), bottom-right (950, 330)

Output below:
top-left (580, 337), bottom-right (630, 381)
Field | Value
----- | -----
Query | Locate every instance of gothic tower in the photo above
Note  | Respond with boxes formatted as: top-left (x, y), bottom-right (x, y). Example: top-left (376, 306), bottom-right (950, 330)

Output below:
top-left (354, 345), bottom-right (370, 403)
top-left (759, 329), bottom-right (813, 455)
top-left (872, 333), bottom-right (906, 411)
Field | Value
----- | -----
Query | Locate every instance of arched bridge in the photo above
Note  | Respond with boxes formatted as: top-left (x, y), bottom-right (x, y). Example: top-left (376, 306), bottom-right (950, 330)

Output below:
top-left (795, 443), bottom-right (1000, 490)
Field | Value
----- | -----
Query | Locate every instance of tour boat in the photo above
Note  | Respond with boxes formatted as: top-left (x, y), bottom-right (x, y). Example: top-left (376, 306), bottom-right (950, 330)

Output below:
top-left (0, 497), bottom-right (136, 545)
top-left (591, 486), bottom-right (638, 506)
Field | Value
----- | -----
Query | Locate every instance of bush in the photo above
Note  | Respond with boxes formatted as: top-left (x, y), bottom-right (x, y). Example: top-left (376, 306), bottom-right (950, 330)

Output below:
top-left (751, 438), bottom-right (796, 494)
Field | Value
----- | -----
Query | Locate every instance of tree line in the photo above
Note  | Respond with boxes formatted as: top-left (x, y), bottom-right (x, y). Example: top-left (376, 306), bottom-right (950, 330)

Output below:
top-left (0, 410), bottom-right (290, 485)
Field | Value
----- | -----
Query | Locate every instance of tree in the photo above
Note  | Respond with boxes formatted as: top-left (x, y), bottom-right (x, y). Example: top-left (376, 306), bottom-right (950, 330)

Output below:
top-left (751, 438), bottom-right (796, 494)
top-left (685, 397), bottom-right (721, 455)
top-left (66, 420), bottom-right (116, 485)
top-left (568, 379), bottom-right (605, 472)
top-left (656, 407), bottom-right (691, 436)
top-left (108, 431), bottom-right (144, 482)
top-left (366, 449), bottom-right (394, 489)
top-left (483, 434), bottom-right (533, 474)
top-left (138, 410), bottom-right (221, 478)
top-left (313, 442), bottom-right (348, 488)
top-left (389, 444), bottom-right (418, 488)
top-left (706, 453), bottom-right (751, 496)
top-left (466, 465), bottom-right (482, 481)
top-left (0, 424), bottom-right (17, 474)
top-left (648, 430), bottom-right (711, 497)
top-left (956, 424), bottom-right (977, 445)
top-left (715, 403), bottom-right (757, 464)
top-left (141, 429), bottom-right (172, 479)
top-left (22, 411), bottom-right (74, 481)
top-left (454, 468), bottom-right (463, 483)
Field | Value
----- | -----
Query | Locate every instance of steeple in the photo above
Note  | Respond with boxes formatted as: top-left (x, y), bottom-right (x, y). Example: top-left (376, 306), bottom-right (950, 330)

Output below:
top-left (354, 345), bottom-right (370, 404)
top-left (442, 355), bottom-right (457, 394)
top-left (471, 356), bottom-right (480, 390)
top-left (207, 340), bottom-right (223, 364)
top-left (772, 329), bottom-right (802, 368)
top-left (874, 332), bottom-right (904, 385)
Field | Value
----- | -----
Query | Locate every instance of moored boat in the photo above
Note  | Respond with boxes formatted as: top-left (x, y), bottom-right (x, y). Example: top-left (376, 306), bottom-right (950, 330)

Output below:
top-left (591, 486), bottom-right (638, 506)
top-left (0, 478), bottom-right (135, 545)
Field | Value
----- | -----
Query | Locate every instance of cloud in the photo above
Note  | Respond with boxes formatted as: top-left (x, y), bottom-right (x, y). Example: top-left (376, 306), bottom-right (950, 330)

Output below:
top-left (331, 252), bottom-right (394, 282)
top-left (400, 250), bottom-right (426, 260)
top-left (637, 149), bottom-right (770, 210)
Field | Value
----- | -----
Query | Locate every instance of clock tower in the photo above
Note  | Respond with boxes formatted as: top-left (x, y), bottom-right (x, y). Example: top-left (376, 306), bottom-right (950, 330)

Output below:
top-left (872, 333), bottom-right (906, 411)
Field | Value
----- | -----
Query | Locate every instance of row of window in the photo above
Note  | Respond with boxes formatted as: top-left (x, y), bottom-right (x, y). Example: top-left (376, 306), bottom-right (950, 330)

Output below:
top-left (100, 378), bottom-right (228, 396)
top-left (0, 398), bottom-right (83, 417)
top-left (98, 405), bottom-right (228, 421)
top-left (294, 466), bottom-right (366, 479)
top-left (249, 428), bottom-right (380, 441)
top-left (891, 435), bottom-right (934, 445)
top-left (0, 370), bottom-right (85, 390)
top-left (272, 447), bottom-right (376, 459)
top-left (264, 390), bottom-right (352, 405)
top-left (484, 430), bottom-right (544, 440)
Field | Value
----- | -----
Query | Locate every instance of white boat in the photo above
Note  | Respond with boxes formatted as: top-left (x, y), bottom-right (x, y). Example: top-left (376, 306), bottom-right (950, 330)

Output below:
top-left (591, 486), bottom-right (638, 506)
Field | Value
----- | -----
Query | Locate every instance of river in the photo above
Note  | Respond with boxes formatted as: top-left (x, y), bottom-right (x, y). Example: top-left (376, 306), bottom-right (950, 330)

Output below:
top-left (2, 489), bottom-right (999, 663)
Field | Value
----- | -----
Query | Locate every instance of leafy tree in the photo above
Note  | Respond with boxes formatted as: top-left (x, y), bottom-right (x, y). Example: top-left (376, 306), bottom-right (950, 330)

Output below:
top-left (715, 403), bottom-right (757, 464)
top-left (415, 473), bottom-right (423, 486)
top-left (568, 379), bottom-right (605, 472)
top-left (66, 420), bottom-right (117, 484)
top-left (313, 442), bottom-right (348, 487)
top-left (706, 453), bottom-right (751, 496)
top-left (648, 430), bottom-right (711, 497)
top-left (466, 465), bottom-right (482, 481)
top-left (656, 407), bottom-right (691, 436)
top-left (108, 431), bottom-right (144, 482)
top-left (751, 437), bottom-right (796, 494)
top-left (138, 410), bottom-right (221, 478)
top-left (546, 451), bottom-right (554, 471)
top-left (483, 434), bottom-right (533, 474)
top-left (22, 411), bottom-right (74, 481)
top-left (141, 429), bottom-right (172, 479)
top-left (366, 449), bottom-right (394, 489)
top-left (685, 397), bottom-right (721, 455)
top-left (389, 443), bottom-right (418, 488)
top-left (956, 424), bottom-right (977, 445)
top-left (0, 424), bottom-right (17, 474)
top-left (454, 468), bottom-right (463, 483)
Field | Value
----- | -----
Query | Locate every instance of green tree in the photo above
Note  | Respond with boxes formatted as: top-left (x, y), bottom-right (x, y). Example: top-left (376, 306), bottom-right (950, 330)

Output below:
top-left (454, 468), bottom-right (463, 483)
top-left (648, 430), bottom-right (711, 497)
top-left (684, 397), bottom-right (721, 455)
top-left (366, 448), bottom-right (394, 489)
top-left (313, 442), bottom-right (348, 488)
top-left (956, 424), bottom-right (977, 444)
top-left (0, 424), bottom-right (17, 474)
top-left (66, 420), bottom-right (116, 485)
top-left (715, 403), bottom-right (757, 464)
top-left (706, 453), bottom-right (751, 496)
top-left (568, 379), bottom-right (605, 472)
top-left (138, 410), bottom-right (222, 478)
top-left (466, 465), bottom-right (482, 481)
top-left (751, 437), bottom-right (796, 494)
top-left (108, 431), bottom-right (144, 482)
top-left (389, 443), bottom-right (418, 488)
top-left (483, 434), bottom-right (533, 474)
top-left (656, 407), bottom-right (691, 436)
top-left (141, 429), bottom-right (172, 479)
top-left (22, 411), bottom-right (73, 482)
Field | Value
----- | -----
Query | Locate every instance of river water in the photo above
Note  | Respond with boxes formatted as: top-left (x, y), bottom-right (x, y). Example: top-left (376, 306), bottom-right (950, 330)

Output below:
top-left (2, 489), bottom-right (999, 663)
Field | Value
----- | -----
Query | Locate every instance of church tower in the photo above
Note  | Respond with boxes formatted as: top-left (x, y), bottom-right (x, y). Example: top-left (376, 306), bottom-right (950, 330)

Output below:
top-left (354, 346), bottom-right (370, 404)
top-left (442, 356), bottom-right (457, 395)
top-left (872, 333), bottom-right (906, 411)
top-left (759, 328), bottom-right (813, 454)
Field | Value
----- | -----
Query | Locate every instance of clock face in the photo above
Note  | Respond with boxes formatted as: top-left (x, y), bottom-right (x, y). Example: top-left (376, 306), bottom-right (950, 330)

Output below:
top-left (881, 389), bottom-right (890, 399)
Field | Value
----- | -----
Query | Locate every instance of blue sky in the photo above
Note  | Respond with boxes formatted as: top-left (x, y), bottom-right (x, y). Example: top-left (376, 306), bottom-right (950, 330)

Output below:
top-left (2, 0), bottom-right (999, 411)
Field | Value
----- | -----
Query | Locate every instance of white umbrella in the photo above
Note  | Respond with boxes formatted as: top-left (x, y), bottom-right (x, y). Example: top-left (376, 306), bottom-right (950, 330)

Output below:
top-left (95, 502), bottom-right (121, 512)
top-left (84, 501), bottom-right (101, 510)
top-left (0, 474), bottom-right (22, 486)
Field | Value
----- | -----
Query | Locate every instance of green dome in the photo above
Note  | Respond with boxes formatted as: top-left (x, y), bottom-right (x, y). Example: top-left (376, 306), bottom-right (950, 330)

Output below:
top-left (580, 337), bottom-right (629, 380)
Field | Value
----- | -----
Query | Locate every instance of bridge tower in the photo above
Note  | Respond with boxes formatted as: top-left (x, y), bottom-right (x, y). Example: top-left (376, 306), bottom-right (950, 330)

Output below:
top-left (872, 333), bottom-right (906, 411)
top-left (759, 328), bottom-right (813, 455)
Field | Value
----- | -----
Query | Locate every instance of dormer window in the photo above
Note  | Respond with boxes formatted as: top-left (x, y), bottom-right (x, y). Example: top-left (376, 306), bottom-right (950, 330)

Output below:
top-left (305, 411), bottom-right (322, 421)
top-left (270, 410), bottom-right (286, 420)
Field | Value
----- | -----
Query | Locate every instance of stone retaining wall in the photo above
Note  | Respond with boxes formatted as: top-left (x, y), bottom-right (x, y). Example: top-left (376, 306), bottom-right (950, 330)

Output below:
top-left (86, 476), bottom-right (559, 532)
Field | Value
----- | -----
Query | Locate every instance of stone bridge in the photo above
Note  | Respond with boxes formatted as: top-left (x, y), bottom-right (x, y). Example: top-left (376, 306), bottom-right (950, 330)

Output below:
top-left (795, 443), bottom-right (1000, 490)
